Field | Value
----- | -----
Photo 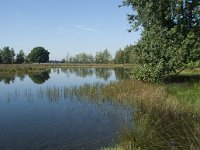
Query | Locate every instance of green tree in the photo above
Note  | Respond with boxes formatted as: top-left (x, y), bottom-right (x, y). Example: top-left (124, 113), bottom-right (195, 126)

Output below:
top-left (68, 53), bottom-right (94, 63)
top-left (0, 50), bottom-right (2, 64)
top-left (124, 45), bottom-right (134, 63)
top-left (1, 46), bottom-right (15, 64)
top-left (114, 45), bottom-right (134, 64)
top-left (95, 49), bottom-right (112, 64)
top-left (28, 47), bottom-right (50, 63)
top-left (122, 0), bottom-right (200, 82)
top-left (10, 49), bottom-right (15, 63)
top-left (114, 49), bottom-right (124, 64)
top-left (16, 50), bottom-right (25, 64)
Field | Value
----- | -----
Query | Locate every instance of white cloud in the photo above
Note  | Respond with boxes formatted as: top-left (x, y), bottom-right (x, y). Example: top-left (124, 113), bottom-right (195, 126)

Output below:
top-left (74, 25), bottom-right (98, 32)
top-left (55, 26), bottom-right (72, 34)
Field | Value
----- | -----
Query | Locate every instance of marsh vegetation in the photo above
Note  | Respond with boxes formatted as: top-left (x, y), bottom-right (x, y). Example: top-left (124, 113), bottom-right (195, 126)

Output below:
top-left (1, 67), bottom-right (200, 149)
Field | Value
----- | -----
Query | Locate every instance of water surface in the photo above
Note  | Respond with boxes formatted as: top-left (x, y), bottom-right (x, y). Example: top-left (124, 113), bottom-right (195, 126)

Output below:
top-left (0, 68), bottom-right (132, 150)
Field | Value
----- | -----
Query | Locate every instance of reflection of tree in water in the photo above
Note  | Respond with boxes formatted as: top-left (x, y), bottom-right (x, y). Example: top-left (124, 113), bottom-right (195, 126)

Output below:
top-left (18, 73), bottom-right (25, 81)
top-left (61, 67), bottom-right (112, 81)
top-left (114, 68), bottom-right (130, 80)
top-left (71, 68), bottom-right (93, 78)
top-left (0, 74), bottom-right (15, 84)
top-left (95, 68), bottom-right (112, 81)
top-left (61, 68), bottom-right (94, 78)
top-left (28, 70), bottom-right (51, 84)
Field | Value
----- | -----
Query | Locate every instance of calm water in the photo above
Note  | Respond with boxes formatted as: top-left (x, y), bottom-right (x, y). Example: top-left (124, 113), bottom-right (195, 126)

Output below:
top-left (0, 68), bottom-right (132, 150)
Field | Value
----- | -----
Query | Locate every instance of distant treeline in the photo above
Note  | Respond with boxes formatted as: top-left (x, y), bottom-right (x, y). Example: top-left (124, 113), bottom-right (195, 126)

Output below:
top-left (62, 49), bottom-right (113, 64)
top-left (0, 45), bottom-right (135, 64)
top-left (62, 45), bottom-right (135, 64)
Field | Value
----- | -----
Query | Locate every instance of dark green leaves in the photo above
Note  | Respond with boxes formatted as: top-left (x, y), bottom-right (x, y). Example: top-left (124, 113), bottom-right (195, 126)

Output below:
top-left (28, 47), bottom-right (50, 63)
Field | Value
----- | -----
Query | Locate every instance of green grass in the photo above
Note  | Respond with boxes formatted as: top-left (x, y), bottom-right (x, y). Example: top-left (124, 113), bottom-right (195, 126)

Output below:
top-left (166, 70), bottom-right (200, 111)
top-left (167, 82), bottom-right (200, 109)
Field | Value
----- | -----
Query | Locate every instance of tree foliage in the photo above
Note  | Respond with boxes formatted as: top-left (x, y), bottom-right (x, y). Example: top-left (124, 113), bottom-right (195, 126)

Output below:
top-left (95, 49), bottom-right (112, 64)
top-left (69, 53), bottom-right (94, 63)
top-left (16, 50), bottom-right (25, 64)
top-left (0, 47), bottom-right (15, 64)
top-left (122, 0), bottom-right (200, 82)
top-left (28, 47), bottom-right (50, 63)
top-left (0, 50), bottom-right (2, 64)
top-left (114, 45), bottom-right (134, 64)
top-left (115, 49), bottom-right (125, 64)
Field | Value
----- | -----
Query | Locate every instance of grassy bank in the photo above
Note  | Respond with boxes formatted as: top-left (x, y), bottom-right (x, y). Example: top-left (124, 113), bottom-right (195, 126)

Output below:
top-left (20, 78), bottom-right (199, 149)
top-left (60, 79), bottom-right (200, 150)
top-left (0, 63), bottom-right (133, 73)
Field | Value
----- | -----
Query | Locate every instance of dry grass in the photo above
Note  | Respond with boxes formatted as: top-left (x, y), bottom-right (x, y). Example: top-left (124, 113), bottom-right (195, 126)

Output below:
top-left (64, 80), bottom-right (196, 114)
top-left (0, 63), bottom-right (133, 73)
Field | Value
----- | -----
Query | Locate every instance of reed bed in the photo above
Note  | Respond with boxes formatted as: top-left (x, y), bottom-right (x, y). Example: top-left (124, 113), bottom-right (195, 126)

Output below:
top-left (25, 80), bottom-right (200, 149)
top-left (3, 77), bottom-right (200, 149)
top-left (57, 80), bottom-right (198, 114)
top-left (0, 64), bottom-right (133, 73)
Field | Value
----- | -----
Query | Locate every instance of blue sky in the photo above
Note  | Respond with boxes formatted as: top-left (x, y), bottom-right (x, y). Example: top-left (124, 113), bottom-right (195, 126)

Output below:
top-left (0, 0), bottom-right (141, 60)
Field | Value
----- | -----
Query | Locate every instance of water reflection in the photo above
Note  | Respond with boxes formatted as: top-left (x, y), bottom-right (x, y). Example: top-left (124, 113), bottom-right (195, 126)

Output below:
top-left (61, 68), bottom-right (113, 81)
top-left (0, 67), bottom-right (132, 150)
top-left (1, 67), bottom-right (200, 149)
top-left (0, 70), bottom-right (51, 85)
top-left (114, 68), bottom-right (130, 80)
top-left (28, 70), bottom-right (51, 84)
top-left (0, 74), bottom-right (15, 84)
top-left (0, 67), bottom-right (130, 85)
top-left (61, 68), bottom-right (94, 78)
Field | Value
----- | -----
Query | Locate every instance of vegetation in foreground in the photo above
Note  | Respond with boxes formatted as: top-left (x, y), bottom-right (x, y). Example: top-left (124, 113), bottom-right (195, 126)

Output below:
top-left (7, 78), bottom-right (199, 150)
top-left (3, 67), bottom-right (200, 149)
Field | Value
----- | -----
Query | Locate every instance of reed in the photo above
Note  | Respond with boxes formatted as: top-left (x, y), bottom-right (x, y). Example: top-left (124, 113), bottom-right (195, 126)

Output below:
top-left (3, 74), bottom-right (200, 149)
top-left (0, 64), bottom-right (133, 73)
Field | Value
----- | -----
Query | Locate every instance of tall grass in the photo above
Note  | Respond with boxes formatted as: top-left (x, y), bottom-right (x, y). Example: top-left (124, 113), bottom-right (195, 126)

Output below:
top-left (0, 64), bottom-right (133, 73)
top-left (25, 80), bottom-right (200, 149)
top-left (3, 72), bottom-right (200, 149)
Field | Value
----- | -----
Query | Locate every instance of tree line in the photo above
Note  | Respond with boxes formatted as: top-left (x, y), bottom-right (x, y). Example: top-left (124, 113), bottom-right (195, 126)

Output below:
top-left (62, 49), bottom-right (113, 64)
top-left (62, 47), bottom-right (136, 64)
top-left (0, 45), bottom-right (135, 64)
top-left (114, 45), bottom-right (134, 64)
top-left (0, 46), bottom-right (50, 64)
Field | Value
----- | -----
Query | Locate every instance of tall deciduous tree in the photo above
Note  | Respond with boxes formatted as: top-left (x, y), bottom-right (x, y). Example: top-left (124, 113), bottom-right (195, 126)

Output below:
top-left (122, 0), bottom-right (200, 82)
top-left (16, 50), bottom-right (25, 64)
top-left (114, 45), bottom-right (134, 64)
top-left (1, 46), bottom-right (15, 64)
top-left (95, 49), bottom-right (112, 64)
top-left (115, 49), bottom-right (125, 64)
top-left (28, 47), bottom-right (50, 63)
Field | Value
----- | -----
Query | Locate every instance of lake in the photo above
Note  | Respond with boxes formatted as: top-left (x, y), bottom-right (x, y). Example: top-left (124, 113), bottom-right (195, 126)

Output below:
top-left (0, 68), bottom-right (132, 150)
